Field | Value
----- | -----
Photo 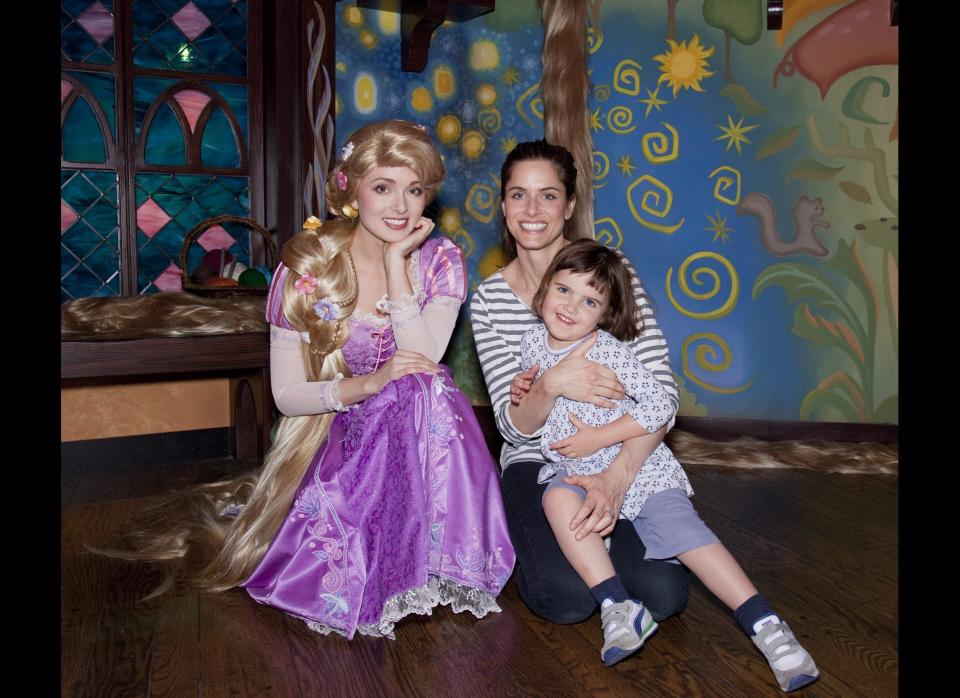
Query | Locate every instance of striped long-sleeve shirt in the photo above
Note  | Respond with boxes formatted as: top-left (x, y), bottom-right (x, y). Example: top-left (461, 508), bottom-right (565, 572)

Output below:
top-left (469, 252), bottom-right (679, 471)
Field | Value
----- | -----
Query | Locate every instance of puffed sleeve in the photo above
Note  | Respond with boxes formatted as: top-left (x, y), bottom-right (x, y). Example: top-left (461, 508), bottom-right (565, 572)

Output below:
top-left (423, 236), bottom-right (467, 304)
top-left (265, 263), bottom-right (294, 330)
top-left (391, 237), bottom-right (465, 362)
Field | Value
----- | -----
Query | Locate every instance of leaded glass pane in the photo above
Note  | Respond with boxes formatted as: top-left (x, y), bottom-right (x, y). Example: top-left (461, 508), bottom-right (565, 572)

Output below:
top-left (200, 107), bottom-right (239, 167)
top-left (61, 0), bottom-right (115, 64)
top-left (144, 102), bottom-right (187, 165)
top-left (61, 168), bottom-right (120, 301)
top-left (62, 96), bottom-right (107, 163)
top-left (132, 0), bottom-right (247, 76)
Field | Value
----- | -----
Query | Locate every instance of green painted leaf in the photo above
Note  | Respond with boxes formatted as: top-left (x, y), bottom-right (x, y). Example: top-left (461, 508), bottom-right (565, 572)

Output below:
top-left (839, 180), bottom-right (872, 204)
top-left (800, 387), bottom-right (860, 422)
top-left (752, 263), bottom-right (860, 334)
top-left (755, 126), bottom-right (799, 161)
top-left (825, 240), bottom-right (875, 343)
top-left (791, 305), bottom-right (864, 367)
top-left (719, 82), bottom-right (768, 117)
top-left (874, 395), bottom-right (898, 423)
top-left (841, 77), bottom-right (891, 124)
top-left (787, 159), bottom-right (844, 181)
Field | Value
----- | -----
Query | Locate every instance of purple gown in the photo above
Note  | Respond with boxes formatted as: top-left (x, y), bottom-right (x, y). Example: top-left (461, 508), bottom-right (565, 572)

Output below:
top-left (244, 237), bottom-right (516, 639)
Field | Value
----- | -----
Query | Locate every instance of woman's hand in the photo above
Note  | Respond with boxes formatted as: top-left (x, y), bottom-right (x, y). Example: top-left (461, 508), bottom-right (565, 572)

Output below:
top-left (510, 364), bottom-right (539, 405)
top-left (562, 464), bottom-right (632, 539)
top-left (384, 216), bottom-right (436, 262)
top-left (548, 414), bottom-right (605, 459)
top-left (541, 333), bottom-right (625, 408)
top-left (369, 350), bottom-right (439, 394)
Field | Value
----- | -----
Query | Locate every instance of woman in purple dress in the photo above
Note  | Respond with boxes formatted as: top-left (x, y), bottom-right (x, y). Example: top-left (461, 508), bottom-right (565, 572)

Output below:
top-left (239, 120), bottom-right (515, 638)
top-left (123, 120), bottom-right (514, 640)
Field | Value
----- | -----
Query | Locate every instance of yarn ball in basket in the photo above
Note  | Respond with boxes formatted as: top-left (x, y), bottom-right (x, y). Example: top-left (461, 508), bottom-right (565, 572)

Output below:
top-left (201, 248), bottom-right (235, 271)
top-left (238, 269), bottom-right (268, 288)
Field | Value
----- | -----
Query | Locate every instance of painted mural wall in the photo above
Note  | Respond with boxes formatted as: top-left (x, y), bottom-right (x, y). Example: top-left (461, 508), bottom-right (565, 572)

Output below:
top-left (586, 0), bottom-right (897, 423)
top-left (334, 0), bottom-right (898, 425)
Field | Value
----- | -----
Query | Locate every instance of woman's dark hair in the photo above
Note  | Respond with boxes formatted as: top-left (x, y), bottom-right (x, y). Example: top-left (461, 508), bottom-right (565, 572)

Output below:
top-left (499, 140), bottom-right (578, 261)
top-left (531, 239), bottom-right (641, 341)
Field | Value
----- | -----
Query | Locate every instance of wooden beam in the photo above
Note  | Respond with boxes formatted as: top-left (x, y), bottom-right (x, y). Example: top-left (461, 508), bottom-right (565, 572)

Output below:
top-left (357, 0), bottom-right (495, 73)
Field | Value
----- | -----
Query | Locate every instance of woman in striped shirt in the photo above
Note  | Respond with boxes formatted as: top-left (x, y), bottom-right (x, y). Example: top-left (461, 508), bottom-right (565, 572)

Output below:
top-left (470, 140), bottom-right (689, 625)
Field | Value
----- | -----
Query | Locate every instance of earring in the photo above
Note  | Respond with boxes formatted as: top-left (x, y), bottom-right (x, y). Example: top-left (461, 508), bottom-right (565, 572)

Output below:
top-left (341, 204), bottom-right (358, 219)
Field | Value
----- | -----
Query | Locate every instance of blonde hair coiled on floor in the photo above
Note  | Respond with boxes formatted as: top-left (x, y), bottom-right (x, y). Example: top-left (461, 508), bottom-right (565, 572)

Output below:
top-left (540, 0), bottom-right (594, 240)
top-left (110, 120), bottom-right (445, 594)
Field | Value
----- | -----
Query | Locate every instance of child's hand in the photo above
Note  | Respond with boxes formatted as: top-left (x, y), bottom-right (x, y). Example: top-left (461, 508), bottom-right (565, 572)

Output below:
top-left (510, 365), bottom-right (538, 405)
top-left (549, 414), bottom-right (604, 459)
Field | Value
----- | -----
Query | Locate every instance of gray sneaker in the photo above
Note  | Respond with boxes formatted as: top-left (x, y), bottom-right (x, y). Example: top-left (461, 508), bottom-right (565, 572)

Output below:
top-left (600, 599), bottom-right (658, 666)
top-left (752, 620), bottom-right (820, 692)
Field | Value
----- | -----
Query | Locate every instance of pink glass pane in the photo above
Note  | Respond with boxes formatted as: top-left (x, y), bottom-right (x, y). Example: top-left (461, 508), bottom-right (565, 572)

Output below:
top-left (61, 79), bottom-right (73, 105)
top-left (197, 225), bottom-right (236, 251)
top-left (77, 1), bottom-right (114, 44)
top-left (172, 2), bottom-right (212, 42)
top-left (137, 197), bottom-right (171, 238)
top-left (61, 199), bottom-right (80, 233)
top-left (173, 89), bottom-right (212, 134)
top-left (153, 263), bottom-right (183, 292)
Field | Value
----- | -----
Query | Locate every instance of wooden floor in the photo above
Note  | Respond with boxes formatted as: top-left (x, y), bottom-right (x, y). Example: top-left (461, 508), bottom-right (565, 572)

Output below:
top-left (62, 458), bottom-right (898, 697)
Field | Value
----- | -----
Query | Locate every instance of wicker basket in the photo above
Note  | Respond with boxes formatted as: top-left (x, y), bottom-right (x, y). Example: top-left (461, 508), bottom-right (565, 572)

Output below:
top-left (179, 215), bottom-right (279, 297)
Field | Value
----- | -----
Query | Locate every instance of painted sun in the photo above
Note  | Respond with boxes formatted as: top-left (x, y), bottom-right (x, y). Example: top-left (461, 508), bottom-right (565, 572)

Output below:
top-left (653, 34), bottom-right (715, 97)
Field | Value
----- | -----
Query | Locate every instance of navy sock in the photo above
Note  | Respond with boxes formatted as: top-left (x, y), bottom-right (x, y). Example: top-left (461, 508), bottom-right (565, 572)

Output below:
top-left (590, 575), bottom-right (629, 606)
top-left (734, 593), bottom-right (777, 636)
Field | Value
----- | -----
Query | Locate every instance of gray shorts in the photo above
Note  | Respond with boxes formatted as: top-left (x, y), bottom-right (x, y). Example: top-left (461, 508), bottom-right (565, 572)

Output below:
top-left (544, 470), bottom-right (718, 562)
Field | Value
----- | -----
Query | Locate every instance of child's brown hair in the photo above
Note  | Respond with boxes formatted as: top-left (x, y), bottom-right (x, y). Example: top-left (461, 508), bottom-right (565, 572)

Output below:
top-left (531, 239), bottom-right (641, 341)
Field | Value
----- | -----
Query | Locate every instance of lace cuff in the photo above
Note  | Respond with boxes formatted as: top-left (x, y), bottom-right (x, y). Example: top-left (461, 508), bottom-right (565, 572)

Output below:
top-left (317, 373), bottom-right (349, 412)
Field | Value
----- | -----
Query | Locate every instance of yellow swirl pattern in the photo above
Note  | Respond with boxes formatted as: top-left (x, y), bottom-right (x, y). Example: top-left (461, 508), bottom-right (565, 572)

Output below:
top-left (587, 26), bottom-right (604, 54)
top-left (626, 175), bottom-right (685, 234)
top-left (593, 84), bottom-right (611, 102)
top-left (593, 217), bottom-right (623, 249)
top-left (708, 165), bottom-right (742, 205)
top-left (593, 151), bottom-right (610, 190)
top-left (664, 252), bottom-right (739, 319)
top-left (613, 59), bottom-right (643, 96)
top-left (681, 333), bottom-right (752, 394)
top-left (516, 81), bottom-right (543, 127)
top-left (606, 106), bottom-right (637, 134)
top-left (465, 179), bottom-right (497, 223)
top-left (641, 122), bottom-right (679, 163)
top-left (478, 107), bottom-right (501, 135)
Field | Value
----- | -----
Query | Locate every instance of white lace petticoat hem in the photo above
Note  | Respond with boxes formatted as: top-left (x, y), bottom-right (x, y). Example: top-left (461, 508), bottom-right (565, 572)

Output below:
top-left (304, 575), bottom-right (502, 640)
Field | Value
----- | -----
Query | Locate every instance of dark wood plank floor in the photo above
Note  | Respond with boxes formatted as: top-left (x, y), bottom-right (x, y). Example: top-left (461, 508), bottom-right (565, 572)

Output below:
top-left (62, 460), bottom-right (898, 697)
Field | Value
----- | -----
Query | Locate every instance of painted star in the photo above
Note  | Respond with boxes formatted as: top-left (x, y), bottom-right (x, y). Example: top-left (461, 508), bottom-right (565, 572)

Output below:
top-left (616, 155), bottom-right (635, 176)
top-left (500, 136), bottom-right (518, 153)
top-left (715, 114), bottom-right (759, 156)
top-left (589, 107), bottom-right (605, 133)
top-left (639, 86), bottom-right (668, 118)
top-left (704, 211), bottom-right (733, 244)
top-left (502, 67), bottom-right (521, 87)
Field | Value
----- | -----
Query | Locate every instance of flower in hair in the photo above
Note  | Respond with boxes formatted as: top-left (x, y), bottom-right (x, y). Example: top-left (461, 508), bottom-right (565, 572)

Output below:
top-left (415, 123), bottom-right (427, 131)
top-left (340, 141), bottom-right (355, 161)
top-left (335, 170), bottom-right (348, 192)
top-left (295, 274), bottom-right (318, 295)
top-left (303, 216), bottom-right (323, 230)
top-left (313, 297), bottom-right (341, 321)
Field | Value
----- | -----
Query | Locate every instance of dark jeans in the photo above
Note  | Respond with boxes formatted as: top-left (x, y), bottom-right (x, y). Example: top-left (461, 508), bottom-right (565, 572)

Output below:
top-left (501, 460), bottom-right (689, 624)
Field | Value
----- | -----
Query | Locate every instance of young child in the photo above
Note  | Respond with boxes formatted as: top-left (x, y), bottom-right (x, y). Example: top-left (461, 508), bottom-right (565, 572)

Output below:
top-left (518, 240), bottom-right (819, 692)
